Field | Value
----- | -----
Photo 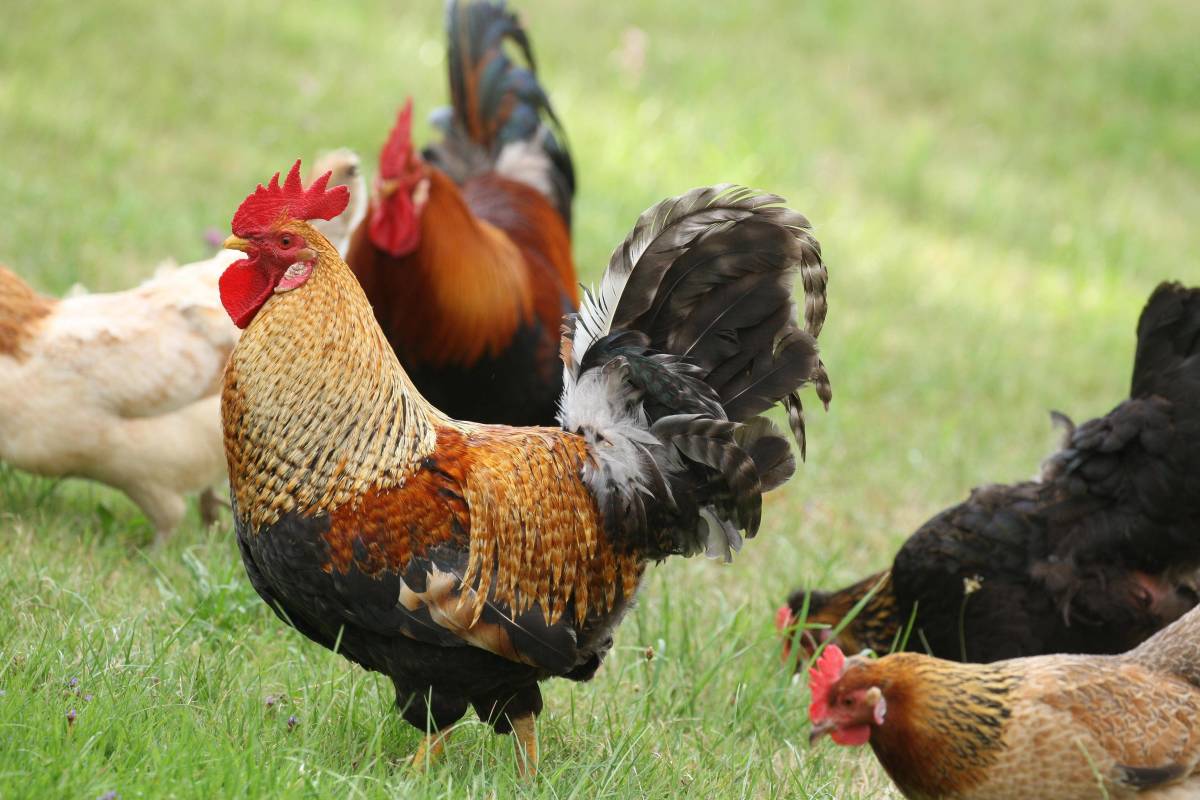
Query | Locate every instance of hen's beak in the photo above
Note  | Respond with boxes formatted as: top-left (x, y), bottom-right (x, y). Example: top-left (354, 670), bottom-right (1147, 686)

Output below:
top-left (808, 719), bottom-right (836, 745)
top-left (224, 235), bottom-right (252, 252)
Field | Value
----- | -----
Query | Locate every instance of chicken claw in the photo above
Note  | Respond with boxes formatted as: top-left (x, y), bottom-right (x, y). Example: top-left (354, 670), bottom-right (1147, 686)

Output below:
top-left (408, 728), bottom-right (451, 771)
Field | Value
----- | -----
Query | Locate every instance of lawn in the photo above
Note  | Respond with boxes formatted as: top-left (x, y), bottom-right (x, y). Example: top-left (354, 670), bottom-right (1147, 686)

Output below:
top-left (1, 0), bottom-right (1197, 797)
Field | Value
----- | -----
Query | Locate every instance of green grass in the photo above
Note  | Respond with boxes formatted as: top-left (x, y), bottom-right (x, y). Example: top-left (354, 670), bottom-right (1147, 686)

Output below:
top-left (1, 0), bottom-right (1197, 796)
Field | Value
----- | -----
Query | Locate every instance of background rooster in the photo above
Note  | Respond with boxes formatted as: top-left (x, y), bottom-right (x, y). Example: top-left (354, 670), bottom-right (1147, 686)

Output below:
top-left (807, 607), bottom-right (1200, 799)
top-left (780, 282), bottom-right (1200, 663)
top-left (218, 164), bottom-right (830, 773)
top-left (345, 0), bottom-right (577, 426)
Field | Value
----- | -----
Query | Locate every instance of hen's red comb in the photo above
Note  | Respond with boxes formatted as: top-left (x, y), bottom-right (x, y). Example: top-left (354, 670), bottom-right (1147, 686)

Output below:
top-left (379, 98), bottom-right (415, 181)
top-left (808, 644), bottom-right (846, 722)
top-left (232, 160), bottom-right (349, 236)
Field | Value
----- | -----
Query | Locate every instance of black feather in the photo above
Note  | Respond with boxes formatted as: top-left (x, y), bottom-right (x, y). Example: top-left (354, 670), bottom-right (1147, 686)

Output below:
top-left (1116, 762), bottom-right (1188, 790)
top-left (786, 283), bottom-right (1200, 663)
top-left (427, 0), bottom-right (575, 228)
top-left (562, 186), bottom-right (830, 561)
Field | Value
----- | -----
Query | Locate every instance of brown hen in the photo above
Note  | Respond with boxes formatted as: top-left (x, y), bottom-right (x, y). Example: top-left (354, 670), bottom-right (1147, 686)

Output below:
top-left (809, 606), bottom-right (1200, 799)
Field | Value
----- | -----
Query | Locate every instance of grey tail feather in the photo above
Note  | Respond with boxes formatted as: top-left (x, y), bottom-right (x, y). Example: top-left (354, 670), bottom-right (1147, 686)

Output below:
top-left (737, 417), bottom-right (795, 492)
top-left (560, 185), bottom-right (829, 561)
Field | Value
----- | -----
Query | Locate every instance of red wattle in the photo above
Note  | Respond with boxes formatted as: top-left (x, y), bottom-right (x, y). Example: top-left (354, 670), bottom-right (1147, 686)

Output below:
top-left (369, 192), bottom-right (421, 257)
top-left (831, 724), bottom-right (871, 746)
top-left (219, 257), bottom-right (276, 329)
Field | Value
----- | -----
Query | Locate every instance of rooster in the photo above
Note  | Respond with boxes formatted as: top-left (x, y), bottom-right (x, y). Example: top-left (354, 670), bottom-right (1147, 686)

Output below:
top-left (345, 0), bottom-right (577, 427)
top-left (218, 162), bottom-right (831, 773)
top-left (779, 283), bottom-right (1200, 664)
top-left (807, 607), bottom-right (1200, 799)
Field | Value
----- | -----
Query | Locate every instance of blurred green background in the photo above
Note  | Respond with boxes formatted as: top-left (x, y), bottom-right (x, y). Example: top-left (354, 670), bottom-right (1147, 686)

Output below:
top-left (1, 0), bottom-right (1197, 797)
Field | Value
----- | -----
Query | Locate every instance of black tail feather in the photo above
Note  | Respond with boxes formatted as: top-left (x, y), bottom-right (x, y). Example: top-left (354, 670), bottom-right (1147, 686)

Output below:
top-left (560, 186), bottom-right (828, 560)
top-left (428, 0), bottom-right (575, 227)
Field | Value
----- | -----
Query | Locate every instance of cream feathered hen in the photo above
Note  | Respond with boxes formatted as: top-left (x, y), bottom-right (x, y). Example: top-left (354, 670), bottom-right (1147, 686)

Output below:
top-left (309, 148), bottom-right (367, 257)
top-left (0, 253), bottom-right (241, 539)
top-left (0, 153), bottom-right (368, 541)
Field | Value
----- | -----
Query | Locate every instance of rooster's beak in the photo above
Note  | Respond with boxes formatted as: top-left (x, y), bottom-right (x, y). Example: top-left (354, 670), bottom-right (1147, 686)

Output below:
top-left (376, 178), bottom-right (399, 199)
top-left (808, 719), bottom-right (836, 746)
top-left (224, 235), bottom-right (252, 253)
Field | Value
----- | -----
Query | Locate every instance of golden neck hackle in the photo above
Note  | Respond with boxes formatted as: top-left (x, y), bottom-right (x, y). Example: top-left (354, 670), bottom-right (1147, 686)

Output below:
top-left (222, 228), bottom-right (439, 530)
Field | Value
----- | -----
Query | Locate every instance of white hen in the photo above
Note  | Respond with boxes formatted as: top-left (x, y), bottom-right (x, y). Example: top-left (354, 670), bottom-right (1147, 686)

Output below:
top-left (0, 253), bottom-right (240, 540)
top-left (0, 151), bottom-right (367, 541)
top-left (309, 148), bottom-right (367, 257)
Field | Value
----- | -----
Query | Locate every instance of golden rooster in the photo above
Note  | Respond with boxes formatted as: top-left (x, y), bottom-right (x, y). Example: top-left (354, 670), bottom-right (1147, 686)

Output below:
top-left (345, 0), bottom-right (578, 427)
top-left (218, 162), bottom-right (831, 774)
top-left (808, 605), bottom-right (1200, 799)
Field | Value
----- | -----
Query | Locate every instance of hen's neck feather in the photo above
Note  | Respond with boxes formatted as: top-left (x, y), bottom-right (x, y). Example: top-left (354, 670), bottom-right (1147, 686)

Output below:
top-left (222, 230), bottom-right (439, 530)
top-left (865, 656), bottom-right (1016, 797)
top-left (0, 267), bottom-right (55, 360)
top-left (818, 571), bottom-right (900, 653)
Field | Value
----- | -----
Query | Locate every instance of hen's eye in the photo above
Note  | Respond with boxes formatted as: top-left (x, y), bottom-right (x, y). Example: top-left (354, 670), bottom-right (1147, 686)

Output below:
top-left (281, 235), bottom-right (292, 247)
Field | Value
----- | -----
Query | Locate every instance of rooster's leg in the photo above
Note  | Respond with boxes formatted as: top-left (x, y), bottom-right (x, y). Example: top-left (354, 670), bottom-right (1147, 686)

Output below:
top-left (511, 713), bottom-right (538, 778)
top-left (409, 727), bottom-right (452, 771)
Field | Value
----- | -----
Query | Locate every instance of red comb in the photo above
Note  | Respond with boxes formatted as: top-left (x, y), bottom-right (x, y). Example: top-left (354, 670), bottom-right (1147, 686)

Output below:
top-left (808, 644), bottom-right (846, 722)
top-left (776, 605), bottom-right (795, 662)
top-left (379, 98), bottom-right (415, 181)
top-left (232, 160), bottom-right (349, 236)
top-left (775, 604), bottom-right (794, 633)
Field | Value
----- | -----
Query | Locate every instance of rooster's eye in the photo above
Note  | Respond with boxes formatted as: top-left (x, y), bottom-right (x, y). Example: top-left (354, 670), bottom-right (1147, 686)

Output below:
top-left (280, 236), bottom-right (292, 247)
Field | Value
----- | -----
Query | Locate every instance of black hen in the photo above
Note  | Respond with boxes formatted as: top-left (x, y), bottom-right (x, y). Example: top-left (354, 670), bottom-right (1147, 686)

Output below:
top-left (780, 282), bottom-right (1200, 663)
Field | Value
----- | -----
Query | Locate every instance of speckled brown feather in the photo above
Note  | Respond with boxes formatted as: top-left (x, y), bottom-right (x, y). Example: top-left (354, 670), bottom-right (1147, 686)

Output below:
top-left (0, 266), bottom-right (55, 359)
top-left (225, 225), bottom-right (638, 646)
top-left (222, 231), bottom-right (437, 531)
top-left (317, 420), bottom-right (640, 628)
top-left (791, 571), bottom-right (902, 656)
